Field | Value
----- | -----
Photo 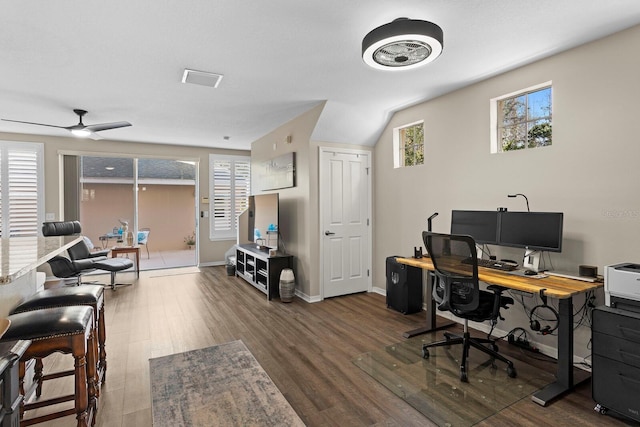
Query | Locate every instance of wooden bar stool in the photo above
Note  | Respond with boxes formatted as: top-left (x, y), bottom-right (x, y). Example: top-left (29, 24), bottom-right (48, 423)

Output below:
top-left (0, 306), bottom-right (95, 427)
top-left (10, 285), bottom-right (107, 390)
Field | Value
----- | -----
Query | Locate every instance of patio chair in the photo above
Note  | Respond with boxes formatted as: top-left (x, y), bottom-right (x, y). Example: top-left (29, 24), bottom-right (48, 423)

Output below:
top-left (138, 228), bottom-right (150, 258)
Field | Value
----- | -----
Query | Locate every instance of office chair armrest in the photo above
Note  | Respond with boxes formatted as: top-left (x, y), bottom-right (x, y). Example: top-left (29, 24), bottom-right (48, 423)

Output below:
top-left (486, 285), bottom-right (514, 320)
top-left (437, 286), bottom-right (453, 312)
top-left (486, 285), bottom-right (507, 294)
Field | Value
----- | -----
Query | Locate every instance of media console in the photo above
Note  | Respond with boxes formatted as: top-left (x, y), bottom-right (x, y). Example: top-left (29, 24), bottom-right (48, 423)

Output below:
top-left (235, 244), bottom-right (293, 300)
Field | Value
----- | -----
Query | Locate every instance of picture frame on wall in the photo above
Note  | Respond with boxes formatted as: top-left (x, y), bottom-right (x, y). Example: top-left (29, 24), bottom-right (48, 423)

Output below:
top-left (257, 152), bottom-right (296, 190)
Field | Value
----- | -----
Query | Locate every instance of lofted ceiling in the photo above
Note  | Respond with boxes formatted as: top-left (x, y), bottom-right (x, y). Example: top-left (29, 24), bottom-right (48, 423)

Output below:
top-left (2, 1), bottom-right (640, 150)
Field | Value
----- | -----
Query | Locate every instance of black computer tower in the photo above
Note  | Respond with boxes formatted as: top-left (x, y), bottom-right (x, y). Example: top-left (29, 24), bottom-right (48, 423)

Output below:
top-left (386, 256), bottom-right (423, 314)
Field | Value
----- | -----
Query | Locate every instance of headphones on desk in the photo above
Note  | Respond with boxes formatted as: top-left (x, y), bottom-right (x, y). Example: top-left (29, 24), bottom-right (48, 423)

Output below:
top-left (529, 302), bottom-right (559, 335)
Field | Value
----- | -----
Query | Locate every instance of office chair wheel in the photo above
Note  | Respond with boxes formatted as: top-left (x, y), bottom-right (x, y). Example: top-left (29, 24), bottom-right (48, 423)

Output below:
top-left (460, 370), bottom-right (468, 382)
top-left (422, 347), bottom-right (430, 359)
top-left (506, 365), bottom-right (517, 378)
top-left (490, 342), bottom-right (499, 352)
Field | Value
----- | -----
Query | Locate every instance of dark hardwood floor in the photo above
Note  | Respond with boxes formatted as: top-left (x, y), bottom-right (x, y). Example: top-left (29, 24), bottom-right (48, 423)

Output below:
top-left (35, 266), bottom-right (634, 426)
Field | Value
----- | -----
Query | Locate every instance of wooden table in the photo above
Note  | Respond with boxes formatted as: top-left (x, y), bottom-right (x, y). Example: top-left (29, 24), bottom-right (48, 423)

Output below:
top-left (395, 255), bottom-right (603, 407)
top-left (111, 246), bottom-right (140, 277)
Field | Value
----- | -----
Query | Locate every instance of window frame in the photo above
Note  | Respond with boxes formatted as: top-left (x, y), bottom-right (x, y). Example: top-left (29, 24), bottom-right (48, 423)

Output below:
top-left (490, 81), bottom-right (552, 153)
top-left (0, 141), bottom-right (45, 237)
top-left (393, 120), bottom-right (424, 168)
top-left (208, 154), bottom-right (251, 241)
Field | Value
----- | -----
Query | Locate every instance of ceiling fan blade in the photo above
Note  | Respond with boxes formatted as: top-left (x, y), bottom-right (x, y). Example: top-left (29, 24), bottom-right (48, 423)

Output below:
top-left (87, 132), bottom-right (103, 140)
top-left (1, 118), bottom-right (67, 129)
top-left (84, 121), bottom-right (132, 133)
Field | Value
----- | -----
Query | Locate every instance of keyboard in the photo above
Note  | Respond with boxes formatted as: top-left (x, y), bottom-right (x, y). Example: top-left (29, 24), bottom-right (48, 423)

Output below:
top-left (472, 258), bottom-right (518, 271)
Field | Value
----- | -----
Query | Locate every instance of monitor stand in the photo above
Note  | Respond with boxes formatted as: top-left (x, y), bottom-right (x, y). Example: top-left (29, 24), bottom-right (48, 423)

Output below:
top-left (523, 249), bottom-right (541, 272)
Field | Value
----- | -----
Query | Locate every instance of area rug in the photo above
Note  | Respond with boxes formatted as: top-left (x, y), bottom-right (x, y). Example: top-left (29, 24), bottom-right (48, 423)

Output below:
top-left (353, 333), bottom-right (555, 427)
top-left (150, 340), bottom-right (305, 427)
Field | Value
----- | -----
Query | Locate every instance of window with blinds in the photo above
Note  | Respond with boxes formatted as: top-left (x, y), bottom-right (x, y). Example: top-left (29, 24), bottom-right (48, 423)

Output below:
top-left (0, 142), bottom-right (44, 238)
top-left (209, 154), bottom-right (250, 240)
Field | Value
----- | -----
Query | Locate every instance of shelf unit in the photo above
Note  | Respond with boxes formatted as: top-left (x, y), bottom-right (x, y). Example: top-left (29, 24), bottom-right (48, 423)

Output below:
top-left (236, 244), bottom-right (293, 300)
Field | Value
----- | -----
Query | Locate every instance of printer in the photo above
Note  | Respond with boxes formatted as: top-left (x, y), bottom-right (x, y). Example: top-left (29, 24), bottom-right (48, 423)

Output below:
top-left (605, 263), bottom-right (640, 312)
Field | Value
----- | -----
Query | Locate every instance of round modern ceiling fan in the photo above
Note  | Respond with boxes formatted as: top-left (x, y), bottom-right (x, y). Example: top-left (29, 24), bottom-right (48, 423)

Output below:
top-left (1, 109), bottom-right (132, 140)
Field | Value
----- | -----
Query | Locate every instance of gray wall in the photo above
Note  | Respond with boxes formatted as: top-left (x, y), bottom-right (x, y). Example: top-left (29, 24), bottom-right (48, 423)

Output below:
top-left (373, 24), bottom-right (640, 360)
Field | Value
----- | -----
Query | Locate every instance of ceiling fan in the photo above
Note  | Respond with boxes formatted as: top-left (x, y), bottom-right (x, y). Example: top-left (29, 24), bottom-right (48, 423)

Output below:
top-left (1, 109), bottom-right (132, 140)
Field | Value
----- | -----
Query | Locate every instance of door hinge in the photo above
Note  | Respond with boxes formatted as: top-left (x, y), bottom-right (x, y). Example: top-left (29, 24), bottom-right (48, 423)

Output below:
top-left (367, 218), bottom-right (369, 226)
top-left (366, 167), bottom-right (369, 175)
top-left (367, 269), bottom-right (370, 277)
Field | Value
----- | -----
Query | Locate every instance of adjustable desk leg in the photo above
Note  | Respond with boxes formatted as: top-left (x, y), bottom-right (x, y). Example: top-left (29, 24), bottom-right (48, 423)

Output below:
top-left (531, 297), bottom-right (576, 406)
top-left (403, 271), bottom-right (454, 338)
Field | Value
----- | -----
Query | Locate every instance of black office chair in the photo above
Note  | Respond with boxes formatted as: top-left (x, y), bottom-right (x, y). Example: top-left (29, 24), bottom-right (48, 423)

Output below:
top-left (421, 231), bottom-right (517, 382)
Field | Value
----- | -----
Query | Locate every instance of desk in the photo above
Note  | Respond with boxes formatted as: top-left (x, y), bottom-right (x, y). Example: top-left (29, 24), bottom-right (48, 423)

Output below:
top-left (395, 255), bottom-right (603, 407)
top-left (111, 246), bottom-right (140, 277)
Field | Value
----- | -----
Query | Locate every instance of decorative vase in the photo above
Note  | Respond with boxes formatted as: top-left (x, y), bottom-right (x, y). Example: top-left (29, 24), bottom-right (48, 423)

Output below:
top-left (279, 268), bottom-right (295, 303)
top-left (126, 231), bottom-right (134, 247)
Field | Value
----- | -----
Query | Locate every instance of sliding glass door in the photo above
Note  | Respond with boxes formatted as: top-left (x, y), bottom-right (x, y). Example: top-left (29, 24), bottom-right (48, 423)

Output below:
top-left (76, 155), bottom-right (197, 271)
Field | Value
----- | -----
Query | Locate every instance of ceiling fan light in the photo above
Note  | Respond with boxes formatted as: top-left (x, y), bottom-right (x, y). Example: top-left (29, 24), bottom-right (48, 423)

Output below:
top-left (362, 18), bottom-right (443, 70)
top-left (71, 128), bottom-right (91, 138)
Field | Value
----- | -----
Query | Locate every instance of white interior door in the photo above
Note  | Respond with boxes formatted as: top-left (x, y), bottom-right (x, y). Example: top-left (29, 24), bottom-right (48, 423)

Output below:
top-left (320, 148), bottom-right (371, 298)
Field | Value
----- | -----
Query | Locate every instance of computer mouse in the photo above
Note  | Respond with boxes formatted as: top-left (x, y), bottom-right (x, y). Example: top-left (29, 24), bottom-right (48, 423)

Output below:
top-left (524, 270), bottom-right (537, 276)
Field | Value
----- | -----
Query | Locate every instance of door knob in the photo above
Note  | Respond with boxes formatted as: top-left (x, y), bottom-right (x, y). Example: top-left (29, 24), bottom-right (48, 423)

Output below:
top-left (324, 230), bottom-right (335, 236)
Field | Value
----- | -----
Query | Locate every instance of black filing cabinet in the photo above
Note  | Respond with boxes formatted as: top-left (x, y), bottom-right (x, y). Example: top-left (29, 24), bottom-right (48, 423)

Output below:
top-left (386, 256), bottom-right (423, 314)
top-left (592, 306), bottom-right (640, 422)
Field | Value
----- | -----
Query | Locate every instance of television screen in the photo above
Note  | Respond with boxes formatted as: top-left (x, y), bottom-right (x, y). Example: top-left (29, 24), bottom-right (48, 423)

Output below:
top-left (450, 210), bottom-right (499, 245)
top-left (248, 193), bottom-right (279, 248)
top-left (498, 212), bottom-right (563, 252)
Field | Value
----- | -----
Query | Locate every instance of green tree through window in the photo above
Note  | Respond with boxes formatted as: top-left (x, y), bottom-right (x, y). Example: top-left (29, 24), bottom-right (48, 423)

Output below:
top-left (498, 87), bottom-right (552, 151)
top-left (400, 123), bottom-right (424, 166)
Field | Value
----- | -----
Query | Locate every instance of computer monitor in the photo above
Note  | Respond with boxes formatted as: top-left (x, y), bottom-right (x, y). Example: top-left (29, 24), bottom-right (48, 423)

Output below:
top-left (450, 210), bottom-right (499, 245)
top-left (498, 212), bottom-right (564, 253)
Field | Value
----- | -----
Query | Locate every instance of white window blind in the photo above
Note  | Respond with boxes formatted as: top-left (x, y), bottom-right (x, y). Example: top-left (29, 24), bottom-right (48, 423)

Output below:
top-left (0, 142), bottom-right (44, 238)
top-left (209, 154), bottom-right (250, 240)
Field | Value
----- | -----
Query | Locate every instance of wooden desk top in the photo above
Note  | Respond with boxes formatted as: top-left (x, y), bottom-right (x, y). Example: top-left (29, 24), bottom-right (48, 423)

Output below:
top-left (395, 256), bottom-right (602, 299)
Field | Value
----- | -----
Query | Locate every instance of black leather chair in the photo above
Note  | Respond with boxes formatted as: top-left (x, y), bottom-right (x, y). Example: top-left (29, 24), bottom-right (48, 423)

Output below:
top-left (46, 256), bottom-right (98, 286)
top-left (42, 221), bottom-right (133, 289)
top-left (42, 221), bottom-right (108, 285)
top-left (421, 231), bottom-right (517, 382)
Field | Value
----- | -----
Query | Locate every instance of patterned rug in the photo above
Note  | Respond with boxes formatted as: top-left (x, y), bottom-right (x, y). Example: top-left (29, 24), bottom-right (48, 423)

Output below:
top-left (150, 340), bottom-right (305, 427)
top-left (353, 333), bottom-right (555, 427)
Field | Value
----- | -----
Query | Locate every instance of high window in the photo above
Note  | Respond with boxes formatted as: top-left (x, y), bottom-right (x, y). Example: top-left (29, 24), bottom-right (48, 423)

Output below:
top-left (209, 154), bottom-right (251, 240)
top-left (393, 121), bottom-right (424, 168)
top-left (492, 83), bottom-right (552, 153)
top-left (0, 142), bottom-right (44, 237)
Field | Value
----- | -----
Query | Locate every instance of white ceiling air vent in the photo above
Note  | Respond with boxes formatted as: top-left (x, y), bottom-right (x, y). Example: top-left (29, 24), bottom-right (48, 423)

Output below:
top-left (181, 69), bottom-right (223, 88)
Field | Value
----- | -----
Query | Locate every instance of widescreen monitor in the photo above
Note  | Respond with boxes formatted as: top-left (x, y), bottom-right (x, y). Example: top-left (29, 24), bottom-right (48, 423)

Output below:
top-left (498, 212), bottom-right (563, 252)
top-left (450, 210), bottom-right (500, 245)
